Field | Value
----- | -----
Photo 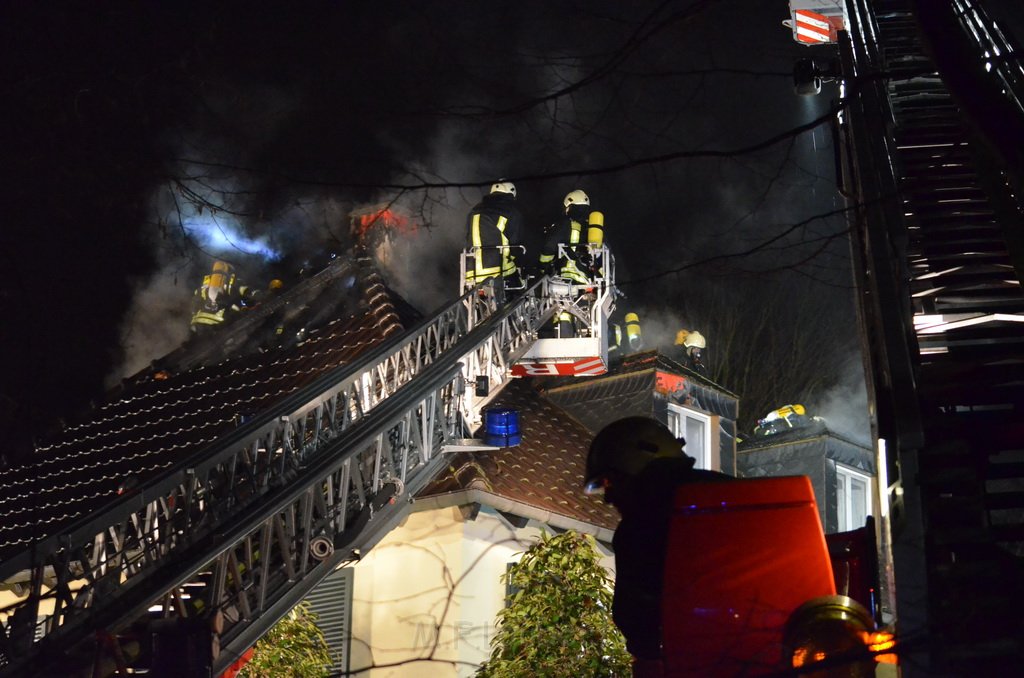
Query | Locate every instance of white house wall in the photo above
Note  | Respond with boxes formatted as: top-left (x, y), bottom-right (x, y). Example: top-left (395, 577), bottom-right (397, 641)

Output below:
top-left (348, 505), bottom-right (615, 677)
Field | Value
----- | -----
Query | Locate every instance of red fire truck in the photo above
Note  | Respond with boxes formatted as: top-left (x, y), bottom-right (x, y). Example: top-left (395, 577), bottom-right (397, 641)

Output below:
top-left (662, 476), bottom-right (894, 676)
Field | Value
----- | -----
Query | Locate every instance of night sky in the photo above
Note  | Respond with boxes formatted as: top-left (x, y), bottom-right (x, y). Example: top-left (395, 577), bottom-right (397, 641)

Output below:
top-left (3, 0), bottom-right (917, 459)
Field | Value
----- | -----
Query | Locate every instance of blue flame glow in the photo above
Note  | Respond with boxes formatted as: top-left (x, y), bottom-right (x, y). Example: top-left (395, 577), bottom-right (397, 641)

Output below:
top-left (184, 215), bottom-right (281, 261)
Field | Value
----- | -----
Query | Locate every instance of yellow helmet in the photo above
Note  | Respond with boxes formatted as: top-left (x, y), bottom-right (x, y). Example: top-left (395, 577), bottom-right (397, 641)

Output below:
top-left (269, 278), bottom-right (284, 290)
top-left (684, 331), bottom-right (706, 349)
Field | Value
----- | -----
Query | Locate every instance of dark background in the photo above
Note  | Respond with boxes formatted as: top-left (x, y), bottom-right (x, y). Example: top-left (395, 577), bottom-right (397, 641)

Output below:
top-left (12, 1), bottom-right (1016, 459)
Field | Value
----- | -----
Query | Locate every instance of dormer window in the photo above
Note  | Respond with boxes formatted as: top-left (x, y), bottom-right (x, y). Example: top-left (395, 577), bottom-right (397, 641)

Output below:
top-left (836, 464), bottom-right (872, 532)
top-left (666, 404), bottom-right (712, 470)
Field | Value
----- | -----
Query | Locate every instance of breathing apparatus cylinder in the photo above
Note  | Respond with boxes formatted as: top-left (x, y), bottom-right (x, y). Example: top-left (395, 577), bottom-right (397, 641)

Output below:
top-left (587, 211), bottom-right (605, 246)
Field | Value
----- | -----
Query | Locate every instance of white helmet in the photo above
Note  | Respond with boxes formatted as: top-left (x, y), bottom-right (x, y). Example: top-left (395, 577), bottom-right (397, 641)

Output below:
top-left (683, 331), bottom-right (706, 349)
top-left (490, 181), bottom-right (517, 198)
top-left (563, 189), bottom-right (590, 211)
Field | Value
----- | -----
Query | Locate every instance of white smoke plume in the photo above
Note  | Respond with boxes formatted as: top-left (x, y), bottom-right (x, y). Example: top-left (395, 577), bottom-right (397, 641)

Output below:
top-left (617, 308), bottom-right (693, 354)
top-left (109, 162), bottom-right (299, 384)
top-left (368, 199), bottom-right (468, 315)
top-left (807, 354), bottom-right (872, 447)
top-left (363, 123), bottom-right (509, 314)
top-left (112, 266), bottom-right (195, 385)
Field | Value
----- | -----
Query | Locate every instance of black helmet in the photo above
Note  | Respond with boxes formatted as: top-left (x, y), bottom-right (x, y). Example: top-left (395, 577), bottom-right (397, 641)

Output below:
top-left (584, 416), bottom-right (689, 494)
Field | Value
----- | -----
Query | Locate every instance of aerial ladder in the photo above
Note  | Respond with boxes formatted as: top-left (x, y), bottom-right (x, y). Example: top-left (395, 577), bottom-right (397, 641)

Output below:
top-left (0, 246), bottom-right (615, 676)
top-left (788, 0), bottom-right (1024, 671)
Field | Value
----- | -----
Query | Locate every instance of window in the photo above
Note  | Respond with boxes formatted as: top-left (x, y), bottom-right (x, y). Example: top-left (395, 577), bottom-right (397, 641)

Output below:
top-left (666, 404), bottom-right (712, 470)
top-left (836, 465), bottom-right (871, 532)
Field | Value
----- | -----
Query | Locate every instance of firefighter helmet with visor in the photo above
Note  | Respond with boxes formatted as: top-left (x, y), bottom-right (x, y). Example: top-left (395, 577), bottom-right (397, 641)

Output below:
top-left (490, 181), bottom-right (517, 198)
top-left (584, 416), bottom-right (688, 495)
top-left (683, 331), bottom-right (706, 349)
top-left (563, 189), bottom-right (590, 211)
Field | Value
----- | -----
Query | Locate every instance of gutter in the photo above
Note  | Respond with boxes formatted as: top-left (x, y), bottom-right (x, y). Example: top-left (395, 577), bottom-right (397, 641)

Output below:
top-left (411, 488), bottom-right (616, 543)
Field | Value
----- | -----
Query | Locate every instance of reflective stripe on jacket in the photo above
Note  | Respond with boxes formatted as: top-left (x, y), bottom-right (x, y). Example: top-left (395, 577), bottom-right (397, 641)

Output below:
top-left (550, 219), bottom-right (588, 283)
top-left (464, 193), bottom-right (523, 282)
top-left (467, 214), bottom-right (517, 281)
top-left (191, 308), bottom-right (227, 326)
top-left (190, 282), bottom-right (246, 327)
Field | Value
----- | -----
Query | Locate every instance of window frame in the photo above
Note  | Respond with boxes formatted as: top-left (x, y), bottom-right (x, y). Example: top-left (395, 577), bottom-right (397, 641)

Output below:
top-left (665, 404), bottom-right (712, 470)
top-left (835, 463), bottom-right (872, 532)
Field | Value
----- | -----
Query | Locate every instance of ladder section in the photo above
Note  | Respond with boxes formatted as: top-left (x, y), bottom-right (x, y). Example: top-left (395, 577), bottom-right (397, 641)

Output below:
top-left (0, 278), bottom-right (555, 676)
top-left (843, 0), bottom-right (1024, 670)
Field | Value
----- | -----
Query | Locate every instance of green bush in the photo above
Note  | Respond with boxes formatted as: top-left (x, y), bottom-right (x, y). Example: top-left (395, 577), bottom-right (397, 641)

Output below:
top-left (239, 601), bottom-right (332, 678)
top-left (477, 531), bottom-right (631, 677)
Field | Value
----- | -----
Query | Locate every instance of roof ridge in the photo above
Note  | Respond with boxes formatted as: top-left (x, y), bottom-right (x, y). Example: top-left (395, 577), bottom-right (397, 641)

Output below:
top-left (354, 257), bottom-right (404, 339)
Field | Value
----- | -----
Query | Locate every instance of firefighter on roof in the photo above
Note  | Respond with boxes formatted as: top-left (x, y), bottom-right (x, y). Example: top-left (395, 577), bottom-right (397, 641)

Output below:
top-left (189, 260), bottom-right (256, 335)
top-left (674, 329), bottom-right (707, 375)
top-left (465, 181), bottom-right (524, 305)
top-left (754, 404), bottom-right (811, 437)
top-left (539, 189), bottom-right (605, 284)
top-left (585, 417), bottom-right (731, 677)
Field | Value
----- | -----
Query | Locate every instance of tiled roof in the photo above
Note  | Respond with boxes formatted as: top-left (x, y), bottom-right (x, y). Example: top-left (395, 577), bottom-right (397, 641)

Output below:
top-left (542, 370), bottom-right (656, 433)
top-left (544, 349), bottom-right (740, 429)
top-left (0, 256), bottom-right (410, 557)
top-left (419, 378), bottom-right (620, 532)
top-left (615, 350), bottom-right (738, 397)
top-left (738, 421), bottom-right (874, 475)
top-left (737, 420), bottom-right (868, 452)
top-left (6, 265), bottom-right (726, 558)
top-left (418, 350), bottom-right (750, 533)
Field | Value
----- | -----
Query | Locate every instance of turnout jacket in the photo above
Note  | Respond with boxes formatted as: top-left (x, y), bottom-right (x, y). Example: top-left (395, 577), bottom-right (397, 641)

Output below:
top-left (465, 192), bottom-right (524, 281)
top-left (540, 203), bottom-right (604, 283)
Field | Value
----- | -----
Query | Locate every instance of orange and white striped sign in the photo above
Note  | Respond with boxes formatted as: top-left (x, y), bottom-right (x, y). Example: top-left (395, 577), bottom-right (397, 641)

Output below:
top-left (511, 357), bottom-right (607, 377)
top-left (793, 9), bottom-right (833, 44)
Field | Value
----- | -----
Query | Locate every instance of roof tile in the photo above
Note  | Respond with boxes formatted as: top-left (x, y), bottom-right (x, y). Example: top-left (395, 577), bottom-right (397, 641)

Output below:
top-left (0, 257), bottom-right (414, 558)
top-left (418, 378), bottom-right (619, 532)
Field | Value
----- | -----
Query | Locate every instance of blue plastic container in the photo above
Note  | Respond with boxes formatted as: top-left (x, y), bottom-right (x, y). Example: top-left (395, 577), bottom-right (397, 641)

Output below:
top-left (483, 408), bottom-right (522, 447)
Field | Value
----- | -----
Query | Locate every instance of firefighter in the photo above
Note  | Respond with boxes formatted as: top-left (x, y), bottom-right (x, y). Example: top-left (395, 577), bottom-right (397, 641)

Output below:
top-left (260, 278), bottom-right (289, 341)
top-left (585, 416), bottom-right (732, 677)
top-left (674, 329), bottom-right (706, 375)
top-left (465, 181), bottom-right (525, 305)
top-left (754, 404), bottom-right (810, 437)
top-left (539, 189), bottom-right (605, 284)
top-left (539, 190), bottom-right (606, 338)
top-left (189, 260), bottom-right (256, 335)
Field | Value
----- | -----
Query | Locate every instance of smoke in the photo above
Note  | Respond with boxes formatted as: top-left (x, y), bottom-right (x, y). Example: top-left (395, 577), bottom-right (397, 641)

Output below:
top-left (369, 199), bottom-right (468, 314)
top-left (613, 307), bottom-right (692, 355)
top-left (365, 120), bottom-right (512, 314)
top-left (109, 162), bottom-right (293, 383)
top-left (182, 214), bottom-right (281, 262)
top-left (112, 267), bottom-right (195, 385)
top-left (808, 353), bottom-right (872, 447)
top-left (104, 1), bottom-right (853, 402)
